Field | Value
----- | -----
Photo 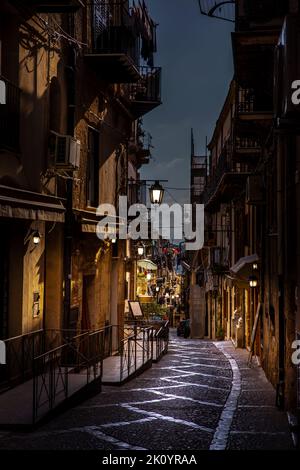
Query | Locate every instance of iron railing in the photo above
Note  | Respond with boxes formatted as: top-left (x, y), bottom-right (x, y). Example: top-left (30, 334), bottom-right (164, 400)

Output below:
top-left (235, 136), bottom-right (261, 151)
top-left (210, 246), bottom-right (229, 273)
top-left (1, 329), bottom-right (56, 392)
top-left (128, 66), bottom-right (161, 104)
top-left (203, 141), bottom-right (249, 205)
top-left (0, 75), bottom-right (20, 152)
top-left (192, 156), bottom-right (207, 170)
top-left (191, 188), bottom-right (203, 198)
top-left (33, 329), bottom-right (104, 423)
top-left (237, 87), bottom-right (273, 114)
top-left (0, 322), bottom-right (169, 425)
top-left (90, 1), bottom-right (139, 63)
top-left (153, 321), bottom-right (169, 362)
top-left (120, 326), bottom-right (152, 381)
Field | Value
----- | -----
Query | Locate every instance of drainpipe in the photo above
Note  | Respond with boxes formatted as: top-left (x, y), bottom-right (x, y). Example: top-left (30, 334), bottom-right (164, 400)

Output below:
top-left (63, 16), bottom-right (76, 331)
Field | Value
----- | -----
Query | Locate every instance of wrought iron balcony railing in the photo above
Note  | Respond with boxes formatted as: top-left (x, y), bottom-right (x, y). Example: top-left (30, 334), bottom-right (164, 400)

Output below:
top-left (202, 141), bottom-right (249, 206)
top-left (125, 66), bottom-right (162, 118)
top-left (85, 1), bottom-right (140, 83)
top-left (237, 87), bottom-right (273, 114)
top-left (191, 188), bottom-right (203, 198)
top-left (192, 156), bottom-right (207, 170)
top-left (210, 246), bottom-right (229, 273)
top-left (0, 76), bottom-right (20, 152)
top-left (235, 136), bottom-right (261, 152)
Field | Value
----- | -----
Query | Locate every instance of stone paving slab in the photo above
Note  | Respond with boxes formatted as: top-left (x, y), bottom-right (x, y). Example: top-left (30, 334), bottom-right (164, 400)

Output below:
top-left (0, 332), bottom-right (294, 450)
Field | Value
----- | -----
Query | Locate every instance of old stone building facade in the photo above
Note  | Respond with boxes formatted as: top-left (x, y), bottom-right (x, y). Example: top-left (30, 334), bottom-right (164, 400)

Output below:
top-left (0, 0), bottom-right (161, 374)
top-left (193, 0), bottom-right (300, 413)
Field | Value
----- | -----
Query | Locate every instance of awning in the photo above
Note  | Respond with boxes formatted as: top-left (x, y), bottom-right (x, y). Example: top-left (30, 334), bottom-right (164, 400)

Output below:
top-left (73, 208), bottom-right (126, 234)
top-left (230, 254), bottom-right (259, 275)
top-left (137, 259), bottom-right (158, 271)
top-left (0, 185), bottom-right (65, 222)
top-left (230, 254), bottom-right (259, 284)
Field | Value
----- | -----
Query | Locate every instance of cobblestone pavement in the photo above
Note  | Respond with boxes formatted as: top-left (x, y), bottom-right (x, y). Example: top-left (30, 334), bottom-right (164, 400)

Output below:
top-left (0, 332), bottom-right (294, 450)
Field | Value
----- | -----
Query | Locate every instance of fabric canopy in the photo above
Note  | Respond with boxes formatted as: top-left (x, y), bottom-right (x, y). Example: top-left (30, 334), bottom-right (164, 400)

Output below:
top-left (230, 254), bottom-right (259, 275)
top-left (137, 259), bottom-right (158, 271)
top-left (230, 254), bottom-right (259, 285)
top-left (0, 185), bottom-right (65, 222)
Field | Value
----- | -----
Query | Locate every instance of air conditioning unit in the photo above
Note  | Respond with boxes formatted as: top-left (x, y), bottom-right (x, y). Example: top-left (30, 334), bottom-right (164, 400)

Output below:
top-left (49, 131), bottom-right (81, 169)
top-left (275, 15), bottom-right (300, 119)
top-left (246, 175), bottom-right (264, 205)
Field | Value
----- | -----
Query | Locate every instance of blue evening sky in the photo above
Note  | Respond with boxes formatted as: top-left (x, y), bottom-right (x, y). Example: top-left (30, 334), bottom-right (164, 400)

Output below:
top-left (140, 0), bottom-right (234, 206)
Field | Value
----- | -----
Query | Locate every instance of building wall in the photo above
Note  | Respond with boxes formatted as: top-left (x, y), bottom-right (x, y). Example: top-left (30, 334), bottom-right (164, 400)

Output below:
top-left (0, 0), bottom-right (159, 356)
top-left (44, 223), bottom-right (64, 331)
top-left (7, 223), bottom-right (25, 338)
top-left (22, 221), bottom-right (45, 334)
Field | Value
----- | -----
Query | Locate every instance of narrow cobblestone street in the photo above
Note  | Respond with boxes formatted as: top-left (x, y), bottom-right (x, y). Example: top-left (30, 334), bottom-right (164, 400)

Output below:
top-left (0, 332), bottom-right (294, 450)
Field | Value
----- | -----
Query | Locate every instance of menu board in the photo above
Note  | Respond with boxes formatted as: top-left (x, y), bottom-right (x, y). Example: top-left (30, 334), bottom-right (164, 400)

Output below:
top-left (129, 301), bottom-right (144, 318)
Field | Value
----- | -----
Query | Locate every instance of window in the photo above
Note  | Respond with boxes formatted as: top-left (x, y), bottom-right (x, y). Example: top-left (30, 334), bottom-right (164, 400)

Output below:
top-left (87, 128), bottom-right (99, 208)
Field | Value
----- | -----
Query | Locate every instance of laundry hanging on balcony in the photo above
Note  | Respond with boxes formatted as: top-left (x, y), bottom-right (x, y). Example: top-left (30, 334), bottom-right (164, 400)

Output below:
top-left (132, 0), bottom-right (157, 66)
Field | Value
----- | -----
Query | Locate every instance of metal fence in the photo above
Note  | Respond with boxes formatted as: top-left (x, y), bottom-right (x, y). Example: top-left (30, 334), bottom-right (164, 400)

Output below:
top-left (33, 329), bottom-right (105, 423)
top-left (0, 322), bottom-right (169, 426)
top-left (153, 321), bottom-right (169, 362)
top-left (1, 330), bottom-right (48, 391)
top-left (120, 327), bottom-right (152, 381)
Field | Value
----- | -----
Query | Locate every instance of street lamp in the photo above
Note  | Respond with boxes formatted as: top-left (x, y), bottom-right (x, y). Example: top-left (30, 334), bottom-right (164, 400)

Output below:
top-left (253, 263), bottom-right (258, 271)
top-left (137, 245), bottom-right (144, 257)
top-left (249, 275), bottom-right (258, 288)
top-left (149, 181), bottom-right (165, 205)
top-left (33, 231), bottom-right (41, 245)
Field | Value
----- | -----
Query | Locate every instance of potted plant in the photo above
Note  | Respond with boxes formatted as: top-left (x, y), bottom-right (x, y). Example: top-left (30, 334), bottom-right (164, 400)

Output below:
top-left (216, 326), bottom-right (225, 341)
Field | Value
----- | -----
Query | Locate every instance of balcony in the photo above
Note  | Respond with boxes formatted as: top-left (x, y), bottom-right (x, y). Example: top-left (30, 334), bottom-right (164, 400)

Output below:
top-left (191, 157), bottom-right (207, 204)
top-left (192, 156), bottom-right (207, 171)
top-left (137, 148), bottom-right (151, 165)
top-left (203, 143), bottom-right (250, 209)
top-left (0, 76), bottom-right (20, 153)
top-left (237, 87), bottom-right (273, 118)
top-left (235, 86), bottom-right (273, 140)
top-left (124, 66), bottom-right (162, 119)
top-left (232, 30), bottom-right (279, 88)
top-left (85, 2), bottom-right (140, 83)
top-left (234, 136), bottom-right (262, 162)
top-left (9, 0), bottom-right (83, 12)
top-left (237, 0), bottom-right (289, 32)
top-left (210, 247), bottom-right (229, 274)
